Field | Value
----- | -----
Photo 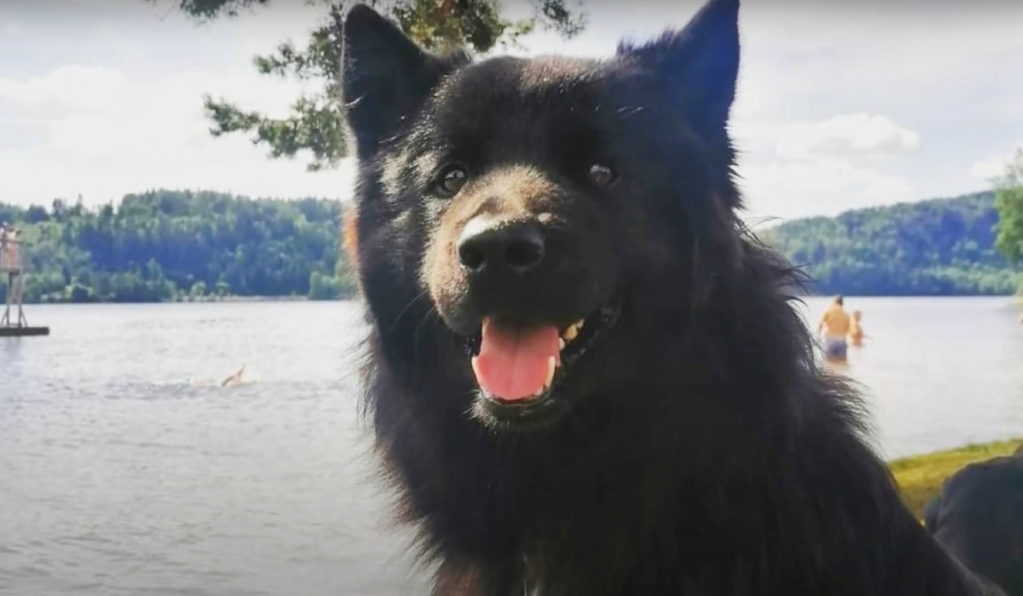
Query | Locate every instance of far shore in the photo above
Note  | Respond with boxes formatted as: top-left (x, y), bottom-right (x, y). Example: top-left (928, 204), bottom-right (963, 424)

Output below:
top-left (17, 293), bottom-right (1023, 306)
top-left (890, 438), bottom-right (1022, 518)
top-left (23, 295), bottom-right (355, 305)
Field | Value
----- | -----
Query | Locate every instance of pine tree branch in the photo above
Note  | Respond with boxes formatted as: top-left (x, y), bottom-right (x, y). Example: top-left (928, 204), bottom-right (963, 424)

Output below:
top-left (203, 94), bottom-right (346, 171)
top-left (156, 0), bottom-right (588, 170)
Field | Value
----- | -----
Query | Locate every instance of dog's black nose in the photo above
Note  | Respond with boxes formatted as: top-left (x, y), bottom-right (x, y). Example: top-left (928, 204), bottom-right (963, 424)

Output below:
top-left (457, 220), bottom-right (545, 275)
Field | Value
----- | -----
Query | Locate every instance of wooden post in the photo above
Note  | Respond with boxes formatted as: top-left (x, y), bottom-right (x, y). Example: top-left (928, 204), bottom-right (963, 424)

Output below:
top-left (1, 271), bottom-right (12, 328)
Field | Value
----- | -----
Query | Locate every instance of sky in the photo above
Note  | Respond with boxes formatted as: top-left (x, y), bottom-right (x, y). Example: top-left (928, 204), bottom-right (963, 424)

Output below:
top-left (0, 0), bottom-right (1021, 225)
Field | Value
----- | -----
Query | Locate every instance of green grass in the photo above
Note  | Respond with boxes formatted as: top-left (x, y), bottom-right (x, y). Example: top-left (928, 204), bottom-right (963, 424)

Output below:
top-left (889, 438), bottom-right (1023, 519)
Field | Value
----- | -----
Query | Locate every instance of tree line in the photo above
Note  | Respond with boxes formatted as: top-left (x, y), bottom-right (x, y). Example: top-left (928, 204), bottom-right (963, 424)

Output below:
top-left (0, 190), bottom-right (355, 303)
top-left (763, 190), bottom-right (1023, 296)
top-left (4, 187), bottom-right (1023, 305)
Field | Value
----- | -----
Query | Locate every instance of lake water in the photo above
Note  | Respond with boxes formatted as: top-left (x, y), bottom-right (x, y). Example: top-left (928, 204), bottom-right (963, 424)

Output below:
top-left (3, 297), bottom-right (1023, 595)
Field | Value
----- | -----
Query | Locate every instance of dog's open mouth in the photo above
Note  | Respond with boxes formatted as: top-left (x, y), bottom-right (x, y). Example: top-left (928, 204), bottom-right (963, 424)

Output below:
top-left (463, 301), bottom-right (621, 409)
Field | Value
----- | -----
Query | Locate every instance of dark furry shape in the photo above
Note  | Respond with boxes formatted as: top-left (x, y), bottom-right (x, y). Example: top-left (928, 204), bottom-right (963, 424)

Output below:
top-left (924, 449), bottom-right (1023, 596)
top-left (341, 0), bottom-right (1004, 594)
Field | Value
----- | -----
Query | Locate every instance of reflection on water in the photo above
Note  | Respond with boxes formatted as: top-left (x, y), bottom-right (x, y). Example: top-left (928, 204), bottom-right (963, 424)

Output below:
top-left (1, 298), bottom-right (1023, 595)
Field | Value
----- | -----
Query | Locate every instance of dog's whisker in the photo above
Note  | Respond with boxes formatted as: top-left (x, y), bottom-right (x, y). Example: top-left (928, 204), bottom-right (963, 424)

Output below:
top-left (387, 289), bottom-right (431, 335)
top-left (615, 105), bottom-right (646, 119)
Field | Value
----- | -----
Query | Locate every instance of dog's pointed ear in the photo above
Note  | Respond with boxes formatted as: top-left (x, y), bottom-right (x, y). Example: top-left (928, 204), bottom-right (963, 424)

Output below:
top-left (617, 0), bottom-right (740, 133)
top-left (342, 5), bottom-right (445, 156)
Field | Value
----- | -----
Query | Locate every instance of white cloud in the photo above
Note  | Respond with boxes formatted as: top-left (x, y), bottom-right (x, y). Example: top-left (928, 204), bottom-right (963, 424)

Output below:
top-left (773, 114), bottom-right (920, 163)
top-left (730, 113), bottom-right (918, 223)
top-left (971, 144), bottom-right (1023, 181)
top-left (1, 20), bottom-right (26, 37)
top-left (0, 64), bottom-right (353, 206)
top-left (971, 156), bottom-right (1008, 182)
top-left (738, 157), bottom-right (915, 224)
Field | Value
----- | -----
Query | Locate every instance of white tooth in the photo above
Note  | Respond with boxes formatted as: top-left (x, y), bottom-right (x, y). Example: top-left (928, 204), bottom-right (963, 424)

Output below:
top-left (481, 317), bottom-right (491, 336)
top-left (544, 355), bottom-right (556, 388)
top-left (471, 356), bottom-right (481, 379)
top-left (559, 338), bottom-right (566, 351)
top-left (564, 325), bottom-right (579, 341)
top-left (575, 319), bottom-right (585, 329)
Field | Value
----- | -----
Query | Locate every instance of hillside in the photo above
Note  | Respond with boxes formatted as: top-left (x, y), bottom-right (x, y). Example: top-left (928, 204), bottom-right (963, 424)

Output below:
top-left (0, 190), bottom-right (356, 303)
top-left (761, 191), bottom-right (1023, 296)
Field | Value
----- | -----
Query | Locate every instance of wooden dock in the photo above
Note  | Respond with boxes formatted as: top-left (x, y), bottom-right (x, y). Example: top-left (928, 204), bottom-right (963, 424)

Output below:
top-left (0, 326), bottom-right (50, 337)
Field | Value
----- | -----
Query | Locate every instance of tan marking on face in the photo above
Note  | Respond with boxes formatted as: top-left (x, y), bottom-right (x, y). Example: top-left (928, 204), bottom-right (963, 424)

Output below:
top-left (423, 164), bottom-right (564, 311)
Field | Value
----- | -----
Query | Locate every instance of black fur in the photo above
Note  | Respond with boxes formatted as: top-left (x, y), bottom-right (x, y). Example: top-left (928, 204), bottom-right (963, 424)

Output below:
top-left (341, 0), bottom-right (1004, 594)
top-left (924, 446), bottom-right (1023, 596)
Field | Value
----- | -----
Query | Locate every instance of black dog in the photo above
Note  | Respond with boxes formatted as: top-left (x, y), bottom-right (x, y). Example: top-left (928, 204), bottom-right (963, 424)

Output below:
top-left (925, 445), bottom-right (1023, 596)
top-left (340, 0), bottom-right (1003, 593)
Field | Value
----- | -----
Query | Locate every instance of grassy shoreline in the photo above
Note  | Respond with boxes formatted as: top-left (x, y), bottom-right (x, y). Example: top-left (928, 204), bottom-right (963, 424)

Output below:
top-left (890, 438), bottom-right (1022, 518)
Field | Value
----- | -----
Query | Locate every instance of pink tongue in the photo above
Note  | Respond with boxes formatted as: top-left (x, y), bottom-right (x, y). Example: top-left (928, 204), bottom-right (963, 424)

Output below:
top-left (471, 320), bottom-right (560, 401)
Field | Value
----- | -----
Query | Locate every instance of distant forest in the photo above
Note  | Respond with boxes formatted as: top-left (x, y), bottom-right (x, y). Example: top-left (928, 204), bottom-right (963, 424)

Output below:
top-left (1, 188), bottom-right (1019, 304)
top-left (0, 190), bottom-right (354, 303)
top-left (762, 190), bottom-right (1023, 296)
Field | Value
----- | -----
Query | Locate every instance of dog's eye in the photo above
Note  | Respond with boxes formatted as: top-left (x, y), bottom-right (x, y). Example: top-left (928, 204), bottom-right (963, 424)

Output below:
top-left (436, 165), bottom-right (469, 197)
top-left (588, 163), bottom-right (617, 187)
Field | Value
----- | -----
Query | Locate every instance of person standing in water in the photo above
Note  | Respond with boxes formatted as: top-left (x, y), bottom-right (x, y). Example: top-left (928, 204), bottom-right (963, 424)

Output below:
top-left (818, 296), bottom-right (851, 363)
top-left (849, 310), bottom-right (866, 347)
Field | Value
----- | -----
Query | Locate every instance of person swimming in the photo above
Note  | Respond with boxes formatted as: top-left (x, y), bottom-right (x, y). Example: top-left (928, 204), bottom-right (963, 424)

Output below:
top-left (219, 364), bottom-right (247, 387)
top-left (818, 296), bottom-right (851, 363)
